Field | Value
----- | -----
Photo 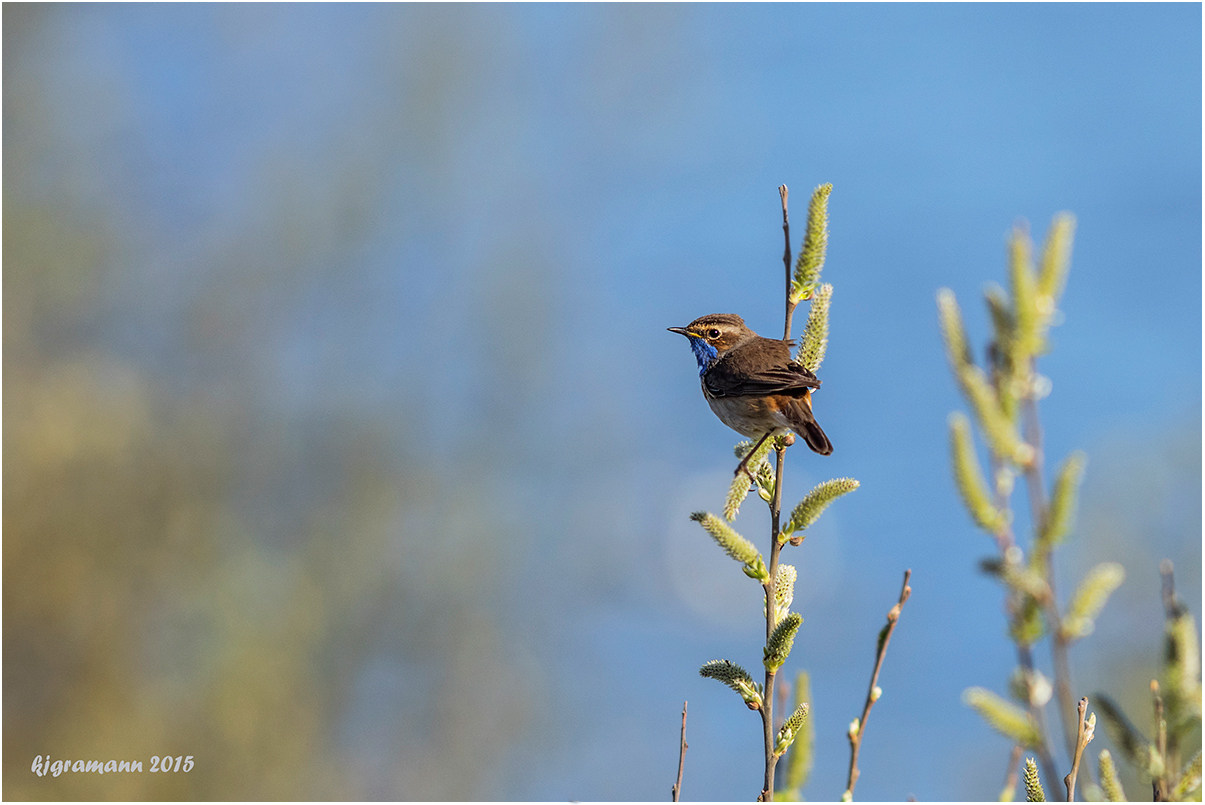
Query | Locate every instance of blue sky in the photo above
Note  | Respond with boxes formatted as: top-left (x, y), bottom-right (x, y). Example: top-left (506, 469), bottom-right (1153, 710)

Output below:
top-left (8, 3), bottom-right (1201, 800)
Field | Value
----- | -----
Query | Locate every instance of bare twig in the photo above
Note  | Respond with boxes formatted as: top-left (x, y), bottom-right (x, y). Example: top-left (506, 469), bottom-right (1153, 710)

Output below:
top-left (1001, 744), bottom-right (1024, 801)
top-left (1049, 631), bottom-right (1077, 762)
top-left (844, 569), bottom-right (913, 799)
top-left (1160, 559), bottom-right (1182, 618)
top-left (1063, 697), bottom-right (1094, 802)
top-left (1153, 680), bottom-right (1167, 801)
top-left (780, 185), bottom-right (796, 341)
top-left (672, 701), bottom-right (688, 802)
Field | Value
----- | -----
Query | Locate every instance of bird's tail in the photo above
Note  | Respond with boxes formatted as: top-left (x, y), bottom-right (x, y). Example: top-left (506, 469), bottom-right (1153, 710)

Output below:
top-left (798, 418), bottom-right (833, 456)
top-left (784, 394), bottom-right (833, 456)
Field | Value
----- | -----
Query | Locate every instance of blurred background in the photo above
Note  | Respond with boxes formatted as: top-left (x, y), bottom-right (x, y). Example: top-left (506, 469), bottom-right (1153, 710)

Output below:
top-left (3, 4), bottom-right (1200, 800)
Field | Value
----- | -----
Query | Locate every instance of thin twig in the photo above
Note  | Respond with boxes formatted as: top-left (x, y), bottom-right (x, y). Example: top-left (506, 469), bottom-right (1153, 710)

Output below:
top-left (1158, 561), bottom-right (1184, 779)
top-left (1002, 744), bottom-right (1024, 802)
top-left (1160, 559), bottom-right (1182, 618)
top-left (672, 701), bottom-right (688, 802)
top-left (780, 185), bottom-right (796, 341)
top-left (844, 569), bottom-right (913, 799)
top-left (1021, 387), bottom-right (1079, 767)
top-left (1017, 643), bottom-right (1064, 800)
top-left (1049, 632), bottom-right (1078, 763)
top-left (987, 446), bottom-right (1063, 799)
top-left (1153, 680), bottom-right (1167, 801)
top-left (1063, 697), bottom-right (1093, 802)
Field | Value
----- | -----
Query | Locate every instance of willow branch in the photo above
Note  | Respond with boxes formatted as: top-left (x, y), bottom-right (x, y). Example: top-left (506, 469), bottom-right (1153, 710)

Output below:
top-left (780, 185), bottom-right (796, 341)
top-left (844, 569), bottom-right (913, 800)
top-left (760, 444), bottom-right (787, 801)
top-left (758, 186), bottom-right (798, 802)
top-left (1153, 681), bottom-right (1167, 801)
top-left (1063, 697), bottom-right (1093, 802)
top-left (1021, 388), bottom-right (1078, 765)
top-left (1017, 643), bottom-right (1064, 799)
top-left (1160, 559), bottom-right (1181, 618)
top-left (986, 449), bottom-right (1063, 798)
top-left (672, 701), bottom-right (688, 802)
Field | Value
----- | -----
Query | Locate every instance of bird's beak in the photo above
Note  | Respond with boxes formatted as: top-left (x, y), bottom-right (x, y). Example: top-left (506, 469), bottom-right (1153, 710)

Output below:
top-left (667, 327), bottom-right (693, 337)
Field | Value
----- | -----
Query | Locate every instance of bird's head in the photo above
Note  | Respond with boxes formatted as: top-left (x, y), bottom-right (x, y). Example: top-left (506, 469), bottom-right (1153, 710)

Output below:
top-left (668, 314), bottom-right (755, 372)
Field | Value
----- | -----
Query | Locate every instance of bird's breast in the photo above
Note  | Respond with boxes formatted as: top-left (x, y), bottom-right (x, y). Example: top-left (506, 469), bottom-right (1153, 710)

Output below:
top-left (702, 387), bottom-right (789, 439)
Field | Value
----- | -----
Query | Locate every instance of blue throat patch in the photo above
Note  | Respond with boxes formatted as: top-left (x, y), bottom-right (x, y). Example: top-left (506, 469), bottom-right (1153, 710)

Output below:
top-left (688, 337), bottom-right (719, 375)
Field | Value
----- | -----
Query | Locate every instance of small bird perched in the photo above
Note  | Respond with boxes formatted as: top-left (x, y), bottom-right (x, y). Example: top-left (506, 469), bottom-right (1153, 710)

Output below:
top-left (669, 314), bottom-right (833, 470)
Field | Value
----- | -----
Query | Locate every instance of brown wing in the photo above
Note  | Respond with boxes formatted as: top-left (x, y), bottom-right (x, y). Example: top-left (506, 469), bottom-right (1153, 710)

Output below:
top-left (703, 337), bottom-right (821, 398)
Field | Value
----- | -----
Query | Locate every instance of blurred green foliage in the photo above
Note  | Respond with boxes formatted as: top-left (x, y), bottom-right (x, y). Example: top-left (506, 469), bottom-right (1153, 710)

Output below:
top-left (3, 5), bottom-right (540, 798)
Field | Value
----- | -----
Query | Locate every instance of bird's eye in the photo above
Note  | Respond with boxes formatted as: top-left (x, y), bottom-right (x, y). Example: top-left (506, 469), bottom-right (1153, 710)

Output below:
top-left (707, 329), bottom-right (721, 339)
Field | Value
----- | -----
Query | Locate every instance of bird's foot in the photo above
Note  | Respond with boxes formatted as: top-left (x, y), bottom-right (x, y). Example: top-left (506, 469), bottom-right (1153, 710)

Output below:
top-left (734, 461), bottom-right (758, 483)
top-left (732, 431), bottom-right (775, 481)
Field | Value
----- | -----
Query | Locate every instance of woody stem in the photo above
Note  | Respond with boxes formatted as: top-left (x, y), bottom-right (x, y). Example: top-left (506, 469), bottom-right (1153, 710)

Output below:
top-left (758, 184), bottom-right (796, 801)
top-left (781, 185), bottom-right (797, 340)
top-left (761, 444), bottom-right (786, 800)
top-left (1020, 384), bottom-right (1078, 767)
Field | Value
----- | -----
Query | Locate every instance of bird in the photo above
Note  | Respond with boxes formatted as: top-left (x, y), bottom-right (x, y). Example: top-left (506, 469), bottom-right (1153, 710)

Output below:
top-left (668, 314), bottom-right (833, 472)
